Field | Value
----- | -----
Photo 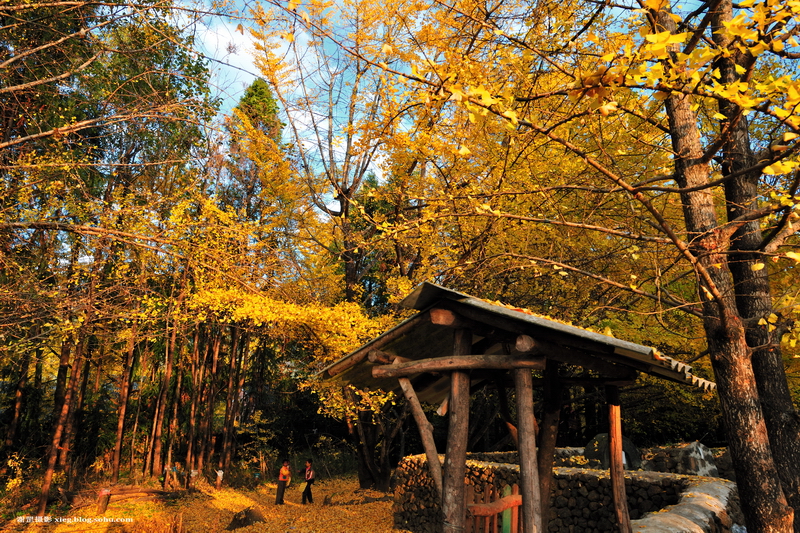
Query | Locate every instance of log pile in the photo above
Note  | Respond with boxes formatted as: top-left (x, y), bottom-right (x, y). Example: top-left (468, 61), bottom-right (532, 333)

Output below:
top-left (94, 486), bottom-right (181, 514)
top-left (393, 456), bottom-right (443, 533)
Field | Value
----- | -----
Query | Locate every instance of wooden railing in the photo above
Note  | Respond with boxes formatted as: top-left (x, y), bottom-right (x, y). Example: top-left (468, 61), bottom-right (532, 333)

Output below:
top-left (465, 483), bottom-right (522, 533)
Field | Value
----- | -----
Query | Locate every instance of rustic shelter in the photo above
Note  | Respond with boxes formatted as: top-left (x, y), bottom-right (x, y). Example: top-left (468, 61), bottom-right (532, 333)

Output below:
top-left (321, 283), bottom-right (716, 533)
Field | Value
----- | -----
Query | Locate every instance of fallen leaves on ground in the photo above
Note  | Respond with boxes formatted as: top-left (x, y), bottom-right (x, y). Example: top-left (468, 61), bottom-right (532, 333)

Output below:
top-left (1, 476), bottom-right (412, 533)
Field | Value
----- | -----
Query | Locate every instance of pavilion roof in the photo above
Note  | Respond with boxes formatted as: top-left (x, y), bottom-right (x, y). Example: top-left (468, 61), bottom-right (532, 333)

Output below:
top-left (321, 283), bottom-right (715, 402)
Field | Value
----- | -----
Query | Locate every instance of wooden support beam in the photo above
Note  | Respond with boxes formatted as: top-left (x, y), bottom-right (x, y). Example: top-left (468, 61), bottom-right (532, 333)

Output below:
top-left (515, 368), bottom-right (542, 533)
top-left (397, 376), bottom-right (443, 498)
top-left (372, 354), bottom-right (545, 379)
top-left (436, 396), bottom-right (449, 416)
top-left (606, 385), bottom-right (632, 533)
top-left (442, 329), bottom-right (472, 533)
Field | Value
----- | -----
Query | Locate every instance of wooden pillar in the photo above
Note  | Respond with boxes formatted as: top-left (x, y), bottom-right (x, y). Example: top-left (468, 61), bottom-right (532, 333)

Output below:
top-left (442, 328), bottom-right (472, 533)
top-left (606, 385), bottom-right (632, 533)
top-left (537, 362), bottom-right (562, 530)
top-left (398, 376), bottom-right (443, 497)
top-left (514, 368), bottom-right (542, 533)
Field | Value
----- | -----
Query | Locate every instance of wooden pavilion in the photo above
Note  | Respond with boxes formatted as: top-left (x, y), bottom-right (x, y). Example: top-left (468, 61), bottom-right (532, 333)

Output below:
top-left (321, 283), bottom-right (716, 533)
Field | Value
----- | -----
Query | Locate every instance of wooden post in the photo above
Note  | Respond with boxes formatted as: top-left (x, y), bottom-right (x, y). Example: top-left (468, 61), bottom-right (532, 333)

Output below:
top-left (398, 376), bottom-right (443, 497)
top-left (97, 488), bottom-right (111, 515)
top-left (606, 385), bottom-right (632, 533)
top-left (442, 328), bottom-right (472, 533)
top-left (514, 368), bottom-right (542, 533)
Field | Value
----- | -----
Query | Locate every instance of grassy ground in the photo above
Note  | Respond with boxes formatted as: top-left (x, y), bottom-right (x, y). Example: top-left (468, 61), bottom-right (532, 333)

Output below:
top-left (0, 476), bottom-right (409, 533)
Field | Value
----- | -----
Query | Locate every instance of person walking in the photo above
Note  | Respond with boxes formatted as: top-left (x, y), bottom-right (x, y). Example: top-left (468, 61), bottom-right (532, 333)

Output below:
top-left (275, 459), bottom-right (291, 504)
top-left (300, 459), bottom-right (315, 504)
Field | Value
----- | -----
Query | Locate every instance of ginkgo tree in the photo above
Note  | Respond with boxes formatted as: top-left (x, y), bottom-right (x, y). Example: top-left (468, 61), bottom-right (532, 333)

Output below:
top-left (250, 0), bottom-right (800, 529)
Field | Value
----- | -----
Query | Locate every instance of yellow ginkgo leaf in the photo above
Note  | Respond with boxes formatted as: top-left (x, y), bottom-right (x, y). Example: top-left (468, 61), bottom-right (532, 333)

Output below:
top-left (598, 101), bottom-right (618, 116)
top-left (751, 262), bottom-right (765, 271)
top-left (457, 145), bottom-right (471, 155)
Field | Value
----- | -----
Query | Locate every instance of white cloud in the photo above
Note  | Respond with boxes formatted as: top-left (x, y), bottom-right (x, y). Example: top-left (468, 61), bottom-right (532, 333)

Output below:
top-left (196, 18), bottom-right (260, 113)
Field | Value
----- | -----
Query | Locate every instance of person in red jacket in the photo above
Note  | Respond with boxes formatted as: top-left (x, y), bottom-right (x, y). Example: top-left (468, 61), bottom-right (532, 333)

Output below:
top-left (300, 459), bottom-right (315, 504)
top-left (275, 459), bottom-right (291, 504)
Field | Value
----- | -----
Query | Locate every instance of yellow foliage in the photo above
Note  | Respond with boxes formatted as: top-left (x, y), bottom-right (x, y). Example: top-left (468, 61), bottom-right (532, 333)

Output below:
top-left (188, 289), bottom-right (387, 366)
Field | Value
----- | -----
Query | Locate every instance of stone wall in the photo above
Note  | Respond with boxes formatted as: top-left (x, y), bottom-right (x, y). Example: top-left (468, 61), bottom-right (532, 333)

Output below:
top-left (393, 455), bottom-right (740, 533)
top-left (470, 442), bottom-right (732, 480)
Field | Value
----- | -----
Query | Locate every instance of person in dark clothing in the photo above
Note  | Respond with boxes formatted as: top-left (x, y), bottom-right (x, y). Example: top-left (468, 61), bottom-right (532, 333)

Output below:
top-left (275, 459), bottom-right (291, 504)
top-left (300, 459), bottom-right (315, 504)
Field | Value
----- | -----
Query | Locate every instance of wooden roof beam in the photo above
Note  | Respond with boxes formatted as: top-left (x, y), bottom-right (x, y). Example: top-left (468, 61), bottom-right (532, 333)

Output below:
top-left (435, 301), bottom-right (637, 380)
top-left (430, 308), bottom-right (517, 344)
top-left (372, 354), bottom-right (546, 379)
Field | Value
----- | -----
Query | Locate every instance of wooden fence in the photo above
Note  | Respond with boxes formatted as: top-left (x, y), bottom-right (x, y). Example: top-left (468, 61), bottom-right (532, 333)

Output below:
top-left (465, 484), bottom-right (523, 533)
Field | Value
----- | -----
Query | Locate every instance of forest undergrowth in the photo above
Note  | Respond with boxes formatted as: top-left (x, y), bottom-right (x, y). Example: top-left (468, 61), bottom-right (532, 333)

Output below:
top-left (0, 475), bottom-right (407, 533)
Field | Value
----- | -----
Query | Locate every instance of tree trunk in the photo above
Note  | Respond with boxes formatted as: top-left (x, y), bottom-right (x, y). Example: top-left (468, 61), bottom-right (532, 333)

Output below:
top-left (5, 349), bottom-right (31, 448)
top-left (661, 21), bottom-right (794, 528)
top-left (27, 356), bottom-right (44, 439)
top-left (165, 368), bottom-right (184, 488)
top-left (229, 334), bottom-right (248, 464)
top-left (220, 327), bottom-right (240, 473)
top-left (200, 329), bottom-right (221, 472)
top-left (112, 324), bottom-right (138, 484)
top-left (148, 318), bottom-right (179, 477)
top-left (185, 327), bottom-right (203, 478)
top-left (37, 350), bottom-right (82, 516)
top-left (710, 3), bottom-right (800, 528)
top-left (53, 340), bottom-right (73, 426)
top-left (59, 342), bottom-right (90, 472)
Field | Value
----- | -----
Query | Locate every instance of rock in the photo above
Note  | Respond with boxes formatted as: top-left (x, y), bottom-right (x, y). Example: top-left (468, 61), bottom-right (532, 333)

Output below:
top-left (584, 433), bottom-right (642, 469)
top-left (641, 442), bottom-right (719, 477)
top-left (225, 507), bottom-right (266, 530)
